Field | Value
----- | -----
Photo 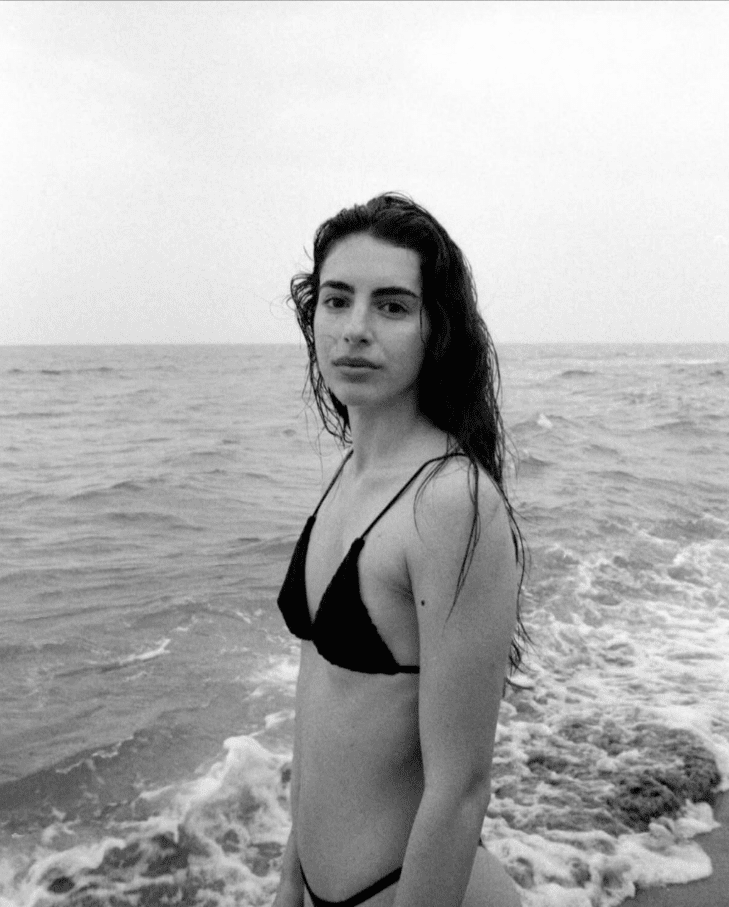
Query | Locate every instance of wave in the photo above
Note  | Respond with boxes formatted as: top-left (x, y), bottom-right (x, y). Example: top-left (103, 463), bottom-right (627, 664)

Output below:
top-left (68, 480), bottom-right (154, 502)
top-left (0, 727), bottom-right (722, 907)
top-left (0, 713), bottom-right (215, 828)
top-left (0, 736), bottom-right (290, 907)
top-left (241, 471), bottom-right (277, 482)
top-left (104, 511), bottom-right (204, 531)
top-left (57, 639), bottom-right (171, 680)
top-left (585, 442), bottom-right (621, 456)
top-left (0, 642), bottom-right (35, 662)
top-left (0, 411), bottom-right (63, 420)
top-left (0, 638), bottom-right (80, 662)
top-left (649, 516), bottom-right (729, 544)
top-left (658, 358), bottom-right (727, 368)
top-left (118, 638), bottom-right (171, 666)
top-left (593, 468), bottom-right (640, 484)
top-left (4, 367), bottom-right (118, 377)
top-left (516, 453), bottom-right (552, 474)
top-left (242, 537), bottom-right (295, 559)
top-left (512, 413), bottom-right (575, 433)
top-left (0, 566), bottom-right (97, 590)
top-left (15, 597), bottom-right (126, 624)
top-left (559, 369), bottom-right (598, 379)
top-left (0, 489), bottom-right (56, 507)
top-left (652, 419), bottom-right (700, 435)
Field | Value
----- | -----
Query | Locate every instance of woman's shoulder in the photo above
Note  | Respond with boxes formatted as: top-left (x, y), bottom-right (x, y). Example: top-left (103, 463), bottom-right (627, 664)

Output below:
top-left (417, 453), bottom-right (505, 529)
top-left (407, 454), bottom-right (518, 617)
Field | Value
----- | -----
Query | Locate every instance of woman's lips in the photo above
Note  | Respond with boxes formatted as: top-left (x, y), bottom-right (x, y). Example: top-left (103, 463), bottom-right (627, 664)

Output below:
top-left (332, 357), bottom-right (379, 368)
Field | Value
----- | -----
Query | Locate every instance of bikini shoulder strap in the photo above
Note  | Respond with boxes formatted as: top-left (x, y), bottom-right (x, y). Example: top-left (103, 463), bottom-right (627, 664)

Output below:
top-left (311, 450), bottom-right (354, 517)
top-left (359, 452), bottom-right (468, 539)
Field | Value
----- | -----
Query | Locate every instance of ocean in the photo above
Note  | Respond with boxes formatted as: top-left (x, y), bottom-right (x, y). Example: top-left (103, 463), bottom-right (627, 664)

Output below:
top-left (0, 343), bottom-right (727, 907)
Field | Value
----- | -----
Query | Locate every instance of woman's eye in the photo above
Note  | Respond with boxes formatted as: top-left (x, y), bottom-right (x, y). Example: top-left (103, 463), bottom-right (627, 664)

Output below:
top-left (322, 296), bottom-right (348, 309)
top-left (380, 300), bottom-right (408, 316)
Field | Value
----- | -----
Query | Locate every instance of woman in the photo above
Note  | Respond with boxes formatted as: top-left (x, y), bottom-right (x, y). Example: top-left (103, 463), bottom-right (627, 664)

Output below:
top-left (274, 194), bottom-right (524, 907)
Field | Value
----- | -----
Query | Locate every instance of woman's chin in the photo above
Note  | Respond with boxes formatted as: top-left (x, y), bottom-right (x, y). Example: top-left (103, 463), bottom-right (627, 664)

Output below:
top-left (331, 391), bottom-right (377, 411)
top-left (325, 374), bottom-right (421, 415)
top-left (326, 380), bottom-right (378, 408)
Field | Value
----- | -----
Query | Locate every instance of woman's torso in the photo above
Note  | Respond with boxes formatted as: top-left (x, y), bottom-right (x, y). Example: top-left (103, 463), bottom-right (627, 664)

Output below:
top-left (291, 452), bottom-right (458, 897)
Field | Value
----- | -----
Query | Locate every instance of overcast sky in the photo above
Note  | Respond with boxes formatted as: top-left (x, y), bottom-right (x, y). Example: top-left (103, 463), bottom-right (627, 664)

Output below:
top-left (2, 0), bottom-right (728, 345)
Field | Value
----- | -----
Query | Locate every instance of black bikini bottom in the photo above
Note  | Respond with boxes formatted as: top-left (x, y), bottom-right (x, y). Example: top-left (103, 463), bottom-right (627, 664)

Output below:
top-left (301, 866), bottom-right (402, 907)
top-left (301, 840), bottom-right (485, 907)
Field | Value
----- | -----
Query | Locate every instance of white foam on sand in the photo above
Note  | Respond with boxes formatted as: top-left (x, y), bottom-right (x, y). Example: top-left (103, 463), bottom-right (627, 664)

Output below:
top-left (485, 802), bottom-right (718, 907)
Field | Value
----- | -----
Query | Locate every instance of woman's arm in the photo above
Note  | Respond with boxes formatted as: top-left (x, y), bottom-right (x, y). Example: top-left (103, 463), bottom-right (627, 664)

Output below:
top-left (394, 463), bottom-right (518, 907)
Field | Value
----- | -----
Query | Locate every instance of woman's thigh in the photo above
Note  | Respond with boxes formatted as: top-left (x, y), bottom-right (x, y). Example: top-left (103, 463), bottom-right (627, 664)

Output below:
top-left (463, 845), bottom-right (521, 907)
top-left (302, 847), bottom-right (521, 907)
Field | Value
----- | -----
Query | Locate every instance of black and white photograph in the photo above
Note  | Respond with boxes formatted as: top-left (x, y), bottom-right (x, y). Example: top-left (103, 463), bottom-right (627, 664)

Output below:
top-left (1, 3), bottom-right (728, 906)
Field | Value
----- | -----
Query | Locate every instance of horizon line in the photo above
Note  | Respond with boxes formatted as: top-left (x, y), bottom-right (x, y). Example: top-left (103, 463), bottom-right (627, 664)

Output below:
top-left (3, 340), bottom-right (729, 349)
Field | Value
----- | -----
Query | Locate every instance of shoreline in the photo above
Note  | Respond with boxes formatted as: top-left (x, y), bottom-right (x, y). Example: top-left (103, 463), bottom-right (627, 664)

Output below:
top-left (623, 792), bottom-right (729, 907)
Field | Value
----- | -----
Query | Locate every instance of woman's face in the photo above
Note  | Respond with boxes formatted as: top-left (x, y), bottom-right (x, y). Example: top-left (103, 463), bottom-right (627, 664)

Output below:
top-left (313, 233), bottom-right (430, 416)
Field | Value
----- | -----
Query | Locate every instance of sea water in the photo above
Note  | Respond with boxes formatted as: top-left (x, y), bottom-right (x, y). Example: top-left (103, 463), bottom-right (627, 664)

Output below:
top-left (0, 343), bottom-right (727, 907)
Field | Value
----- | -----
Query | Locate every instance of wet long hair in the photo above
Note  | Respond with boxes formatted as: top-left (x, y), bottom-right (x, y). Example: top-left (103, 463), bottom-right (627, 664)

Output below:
top-left (290, 193), bottom-right (527, 675)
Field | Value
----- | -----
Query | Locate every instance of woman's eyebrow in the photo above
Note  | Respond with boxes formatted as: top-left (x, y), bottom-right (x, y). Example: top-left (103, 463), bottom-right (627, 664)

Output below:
top-left (319, 280), bottom-right (354, 293)
top-left (319, 281), bottom-right (421, 300)
top-left (371, 286), bottom-right (421, 300)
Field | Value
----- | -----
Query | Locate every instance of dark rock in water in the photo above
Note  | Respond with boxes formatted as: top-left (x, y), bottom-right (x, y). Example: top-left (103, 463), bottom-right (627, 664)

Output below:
top-left (608, 728), bottom-right (721, 831)
top-left (610, 775), bottom-right (684, 829)
top-left (676, 744), bottom-right (722, 802)
top-left (48, 876), bottom-right (75, 894)
top-left (538, 807), bottom-right (630, 837)
top-left (560, 717), bottom-right (626, 754)
top-left (519, 718), bottom-right (722, 836)
top-left (592, 722), bottom-right (627, 757)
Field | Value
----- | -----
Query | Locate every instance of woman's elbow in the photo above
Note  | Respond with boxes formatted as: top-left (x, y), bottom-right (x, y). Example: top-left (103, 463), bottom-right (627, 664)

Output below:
top-left (464, 771), bottom-right (492, 816)
top-left (425, 767), bottom-right (492, 820)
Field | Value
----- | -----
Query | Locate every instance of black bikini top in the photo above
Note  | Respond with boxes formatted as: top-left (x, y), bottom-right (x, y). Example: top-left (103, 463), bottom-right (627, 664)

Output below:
top-left (277, 453), bottom-right (460, 674)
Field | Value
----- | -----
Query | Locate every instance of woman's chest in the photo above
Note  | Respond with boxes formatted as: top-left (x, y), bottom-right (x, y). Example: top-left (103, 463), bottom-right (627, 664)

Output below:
top-left (305, 503), bottom-right (420, 665)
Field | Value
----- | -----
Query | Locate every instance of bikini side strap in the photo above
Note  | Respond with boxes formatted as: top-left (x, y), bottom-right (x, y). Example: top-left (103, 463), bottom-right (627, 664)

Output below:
top-left (301, 865), bottom-right (402, 907)
top-left (311, 449), bottom-right (354, 517)
top-left (359, 452), bottom-right (467, 539)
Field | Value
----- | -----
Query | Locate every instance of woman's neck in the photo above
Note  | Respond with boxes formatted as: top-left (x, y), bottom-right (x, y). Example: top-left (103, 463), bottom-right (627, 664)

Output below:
top-left (347, 402), bottom-right (443, 475)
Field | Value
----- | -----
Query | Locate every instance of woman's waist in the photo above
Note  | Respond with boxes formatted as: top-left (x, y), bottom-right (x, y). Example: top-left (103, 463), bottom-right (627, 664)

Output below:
top-left (294, 656), bottom-right (423, 890)
top-left (296, 664), bottom-right (420, 750)
top-left (296, 701), bottom-right (421, 794)
top-left (296, 772), bottom-right (422, 900)
top-left (298, 737), bottom-right (423, 806)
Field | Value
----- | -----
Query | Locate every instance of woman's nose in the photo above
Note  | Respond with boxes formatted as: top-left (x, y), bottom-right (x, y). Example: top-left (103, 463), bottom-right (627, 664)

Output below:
top-left (343, 301), bottom-right (371, 343)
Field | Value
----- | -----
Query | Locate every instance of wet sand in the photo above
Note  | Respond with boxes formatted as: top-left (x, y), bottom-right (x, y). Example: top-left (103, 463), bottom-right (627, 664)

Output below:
top-left (625, 793), bottom-right (729, 907)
